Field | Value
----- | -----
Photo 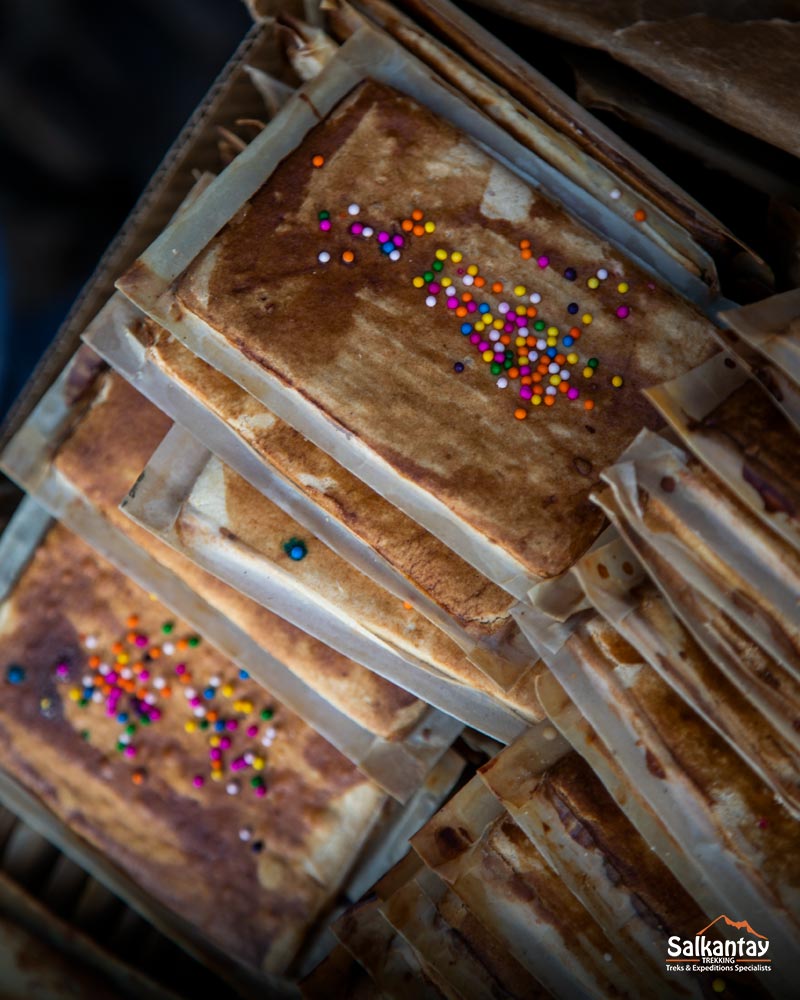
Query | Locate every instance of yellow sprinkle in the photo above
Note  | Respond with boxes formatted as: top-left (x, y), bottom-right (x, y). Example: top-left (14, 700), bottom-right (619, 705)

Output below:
top-left (239, 700), bottom-right (253, 714)
top-left (482, 350), bottom-right (494, 362)
top-left (583, 367), bottom-right (594, 378)
top-left (582, 313), bottom-right (593, 325)
top-left (252, 757), bottom-right (265, 771)
top-left (493, 319), bottom-right (504, 330)
top-left (148, 593), bottom-right (158, 601)
top-left (618, 282), bottom-right (629, 294)
top-left (547, 326), bottom-right (559, 337)
top-left (441, 277), bottom-right (452, 287)
top-left (435, 248), bottom-right (447, 261)
top-left (412, 276), bottom-right (424, 288)
top-left (550, 375), bottom-right (561, 386)
top-left (68, 688), bottom-right (81, 702)
top-left (611, 375), bottom-right (624, 388)
top-left (467, 264), bottom-right (478, 276)
top-left (567, 352), bottom-right (579, 364)
top-left (210, 770), bottom-right (224, 782)
top-left (532, 395), bottom-right (542, 406)
top-left (515, 305), bottom-right (526, 316)
top-left (233, 700), bottom-right (243, 712)
top-left (515, 337), bottom-right (526, 348)
top-left (221, 684), bottom-right (234, 698)
top-left (424, 221), bottom-right (435, 233)
top-left (587, 277), bottom-right (599, 289)
top-left (209, 736), bottom-right (221, 747)
top-left (514, 285), bottom-right (526, 297)
top-left (116, 653), bottom-right (129, 665)
top-left (185, 721), bottom-right (196, 733)
top-left (474, 322), bottom-right (485, 332)
top-left (483, 314), bottom-right (494, 324)
top-left (547, 338), bottom-right (558, 348)
top-left (451, 251), bottom-right (462, 263)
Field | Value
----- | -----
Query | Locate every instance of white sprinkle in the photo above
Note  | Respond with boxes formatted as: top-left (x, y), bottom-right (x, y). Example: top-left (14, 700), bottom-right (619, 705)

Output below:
top-left (193, 706), bottom-right (206, 718)
top-left (560, 369), bottom-right (570, 380)
top-left (265, 727), bottom-right (277, 740)
top-left (184, 687), bottom-right (196, 700)
top-left (227, 782), bottom-right (239, 795)
top-left (389, 249), bottom-right (401, 261)
top-left (597, 268), bottom-right (608, 280)
top-left (120, 668), bottom-right (132, 680)
top-left (162, 642), bottom-right (175, 655)
top-left (362, 226), bottom-right (374, 238)
top-left (610, 189), bottom-right (621, 200)
top-left (244, 752), bottom-right (255, 765)
top-left (462, 274), bottom-right (474, 286)
top-left (85, 635), bottom-right (98, 649)
top-left (348, 203), bottom-right (360, 215)
top-left (546, 386), bottom-right (557, 396)
top-left (530, 292), bottom-right (541, 304)
top-left (425, 295), bottom-right (437, 307)
top-left (144, 693), bottom-right (157, 705)
top-left (496, 377), bottom-right (508, 389)
top-left (528, 351), bottom-right (539, 363)
top-left (119, 733), bottom-right (130, 745)
top-left (91, 691), bottom-right (103, 704)
top-left (262, 735), bottom-right (274, 747)
top-left (98, 664), bottom-right (110, 676)
top-left (153, 677), bottom-right (165, 689)
top-left (317, 251), bottom-right (330, 264)
top-left (518, 326), bottom-right (528, 337)
top-left (498, 302), bottom-right (510, 315)
top-left (536, 339), bottom-right (547, 350)
top-left (604, 953), bottom-right (612, 962)
top-left (82, 675), bottom-right (93, 687)
top-left (489, 330), bottom-right (501, 342)
top-left (445, 286), bottom-right (457, 298)
top-left (208, 676), bottom-right (220, 687)
top-left (239, 827), bottom-right (252, 842)
top-left (548, 362), bottom-right (560, 374)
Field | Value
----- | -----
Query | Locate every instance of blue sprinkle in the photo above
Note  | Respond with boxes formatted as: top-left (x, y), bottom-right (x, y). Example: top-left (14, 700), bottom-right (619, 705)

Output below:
top-left (564, 268), bottom-right (577, 281)
top-left (563, 336), bottom-right (574, 347)
top-left (453, 362), bottom-right (465, 373)
top-left (215, 720), bottom-right (226, 732)
top-left (238, 669), bottom-right (250, 681)
top-left (283, 537), bottom-right (308, 562)
top-left (204, 686), bottom-right (216, 700)
top-left (381, 241), bottom-right (394, 253)
top-left (460, 323), bottom-right (472, 335)
top-left (5, 665), bottom-right (25, 685)
top-left (117, 712), bottom-right (129, 724)
top-left (546, 347), bottom-right (558, 358)
top-left (567, 302), bottom-right (579, 314)
top-left (478, 303), bottom-right (490, 314)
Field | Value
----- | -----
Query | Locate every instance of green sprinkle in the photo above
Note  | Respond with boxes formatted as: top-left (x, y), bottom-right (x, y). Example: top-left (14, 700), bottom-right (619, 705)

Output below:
top-left (318, 210), bottom-right (330, 220)
top-left (534, 320), bottom-right (546, 331)
top-left (139, 716), bottom-right (151, 726)
top-left (432, 260), bottom-right (444, 272)
top-left (161, 621), bottom-right (175, 634)
top-left (125, 723), bottom-right (137, 735)
top-left (504, 359), bottom-right (514, 369)
top-left (490, 362), bottom-right (501, 375)
top-left (187, 636), bottom-right (201, 648)
top-left (588, 358), bottom-right (599, 369)
top-left (423, 271), bottom-right (434, 283)
top-left (199, 719), bottom-right (209, 730)
top-left (250, 776), bottom-right (264, 788)
top-left (260, 708), bottom-right (274, 721)
top-left (81, 730), bottom-right (91, 742)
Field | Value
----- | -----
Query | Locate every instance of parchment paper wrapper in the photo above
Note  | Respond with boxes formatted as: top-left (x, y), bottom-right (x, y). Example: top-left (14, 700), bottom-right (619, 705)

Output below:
top-left (646, 353), bottom-right (800, 555)
top-left (83, 293), bottom-right (537, 691)
top-left (596, 430), bottom-right (800, 745)
top-left (116, 24), bottom-right (722, 607)
top-left (478, 738), bottom-right (717, 999)
top-left (538, 620), bottom-right (800, 993)
top-left (575, 537), bottom-right (800, 818)
top-left (718, 289), bottom-right (800, 429)
top-left (0, 358), bottom-right (462, 801)
top-left (410, 775), bottom-right (656, 998)
top-left (122, 425), bottom-right (533, 743)
top-left (0, 498), bottom-right (295, 1000)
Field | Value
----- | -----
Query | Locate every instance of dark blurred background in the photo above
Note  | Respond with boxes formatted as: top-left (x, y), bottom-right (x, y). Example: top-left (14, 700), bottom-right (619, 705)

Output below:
top-left (0, 0), bottom-right (252, 418)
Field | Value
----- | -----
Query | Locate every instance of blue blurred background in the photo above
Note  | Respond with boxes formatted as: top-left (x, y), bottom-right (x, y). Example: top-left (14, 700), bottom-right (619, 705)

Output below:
top-left (0, 0), bottom-right (252, 419)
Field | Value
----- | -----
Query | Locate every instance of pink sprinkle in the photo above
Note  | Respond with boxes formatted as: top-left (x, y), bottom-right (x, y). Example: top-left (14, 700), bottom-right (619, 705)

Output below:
top-left (457, 267), bottom-right (465, 275)
top-left (493, 353), bottom-right (504, 363)
top-left (135, 635), bottom-right (148, 648)
top-left (192, 775), bottom-right (204, 788)
top-left (519, 365), bottom-right (532, 376)
top-left (515, 315), bottom-right (527, 327)
top-left (56, 664), bottom-right (69, 679)
top-left (190, 696), bottom-right (201, 708)
top-left (219, 737), bottom-right (232, 750)
top-left (124, 746), bottom-right (136, 758)
top-left (377, 231), bottom-right (389, 242)
top-left (616, 306), bottom-right (630, 318)
top-left (469, 333), bottom-right (480, 345)
top-left (478, 341), bottom-right (490, 352)
top-left (226, 719), bottom-right (239, 731)
top-left (392, 234), bottom-right (404, 246)
top-left (139, 670), bottom-right (150, 681)
top-left (568, 387), bottom-right (579, 400)
top-left (247, 725), bottom-right (258, 738)
top-left (150, 708), bottom-right (161, 721)
top-left (319, 220), bottom-right (331, 232)
top-left (107, 672), bottom-right (118, 685)
top-left (175, 664), bottom-right (187, 675)
top-left (537, 256), bottom-right (549, 269)
top-left (209, 748), bottom-right (222, 761)
top-left (254, 786), bottom-right (267, 798)
top-left (350, 223), bottom-right (363, 235)
top-left (466, 301), bottom-right (478, 313)
top-left (446, 298), bottom-right (458, 309)
top-left (520, 386), bottom-right (533, 400)
top-left (504, 323), bottom-right (514, 333)
top-left (428, 282), bottom-right (440, 294)
top-left (231, 757), bottom-right (247, 771)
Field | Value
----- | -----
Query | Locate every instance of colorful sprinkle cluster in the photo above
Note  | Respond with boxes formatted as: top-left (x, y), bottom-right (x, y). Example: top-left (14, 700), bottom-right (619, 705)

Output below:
top-left (48, 615), bottom-right (277, 799)
top-left (309, 187), bottom-right (633, 421)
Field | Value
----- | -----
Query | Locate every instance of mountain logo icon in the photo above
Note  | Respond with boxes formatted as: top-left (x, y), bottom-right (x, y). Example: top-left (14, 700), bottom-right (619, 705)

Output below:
top-left (696, 915), bottom-right (767, 940)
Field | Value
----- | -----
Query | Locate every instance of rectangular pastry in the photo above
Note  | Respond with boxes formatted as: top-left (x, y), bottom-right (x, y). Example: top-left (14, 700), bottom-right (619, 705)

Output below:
top-left (0, 521), bottom-right (386, 976)
top-left (120, 79), bottom-right (717, 595)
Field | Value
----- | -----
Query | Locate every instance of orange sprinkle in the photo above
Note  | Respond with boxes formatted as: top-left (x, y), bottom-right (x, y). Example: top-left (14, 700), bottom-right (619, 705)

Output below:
top-left (461, 292), bottom-right (473, 303)
top-left (545, 396), bottom-right (555, 406)
top-left (211, 759), bottom-right (223, 771)
top-left (508, 367), bottom-right (519, 379)
top-left (413, 224), bottom-right (425, 237)
top-left (411, 209), bottom-right (424, 221)
top-left (526, 336), bottom-right (536, 346)
top-left (532, 373), bottom-right (543, 383)
top-left (455, 306), bottom-right (468, 318)
top-left (179, 673), bottom-right (192, 685)
top-left (126, 632), bottom-right (137, 644)
top-left (176, 639), bottom-right (188, 651)
top-left (558, 382), bottom-right (569, 393)
top-left (491, 282), bottom-right (503, 294)
top-left (111, 642), bottom-right (123, 655)
top-left (342, 250), bottom-right (355, 263)
top-left (514, 408), bottom-right (527, 420)
top-left (88, 656), bottom-right (101, 669)
top-left (131, 771), bottom-right (145, 786)
top-left (584, 400), bottom-right (595, 411)
top-left (533, 384), bottom-right (543, 395)
top-left (126, 615), bottom-right (139, 628)
top-left (521, 249), bottom-right (533, 260)
top-left (633, 208), bottom-right (647, 222)
top-left (527, 306), bottom-right (537, 317)
top-left (474, 276), bottom-right (486, 288)
top-left (311, 154), bottom-right (325, 168)
top-left (521, 376), bottom-right (532, 386)
top-left (555, 354), bottom-right (566, 364)
top-left (402, 601), bottom-right (413, 610)
top-left (500, 335), bottom-right (511, 346)
top-left (161, 686), bottom-right (172, 698)
top-left (401, 219), bottom-right (413, 232)
top-left (100, 683), bottom-right (111, 696)
top-left (149, 647), bottom-right (161, 659)
top-left (206, 711), bottom-right (218, 723)
top-left (519, 239), bottom-right (531, 249)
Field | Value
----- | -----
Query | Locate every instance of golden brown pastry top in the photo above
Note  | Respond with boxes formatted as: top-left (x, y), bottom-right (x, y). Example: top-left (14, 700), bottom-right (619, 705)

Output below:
top-left (52, 364), bottom-right (426, 741)
top-left (175, 80), bottom-right (716, 578)
top-left (0, 523), bottom-right (385, 974)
